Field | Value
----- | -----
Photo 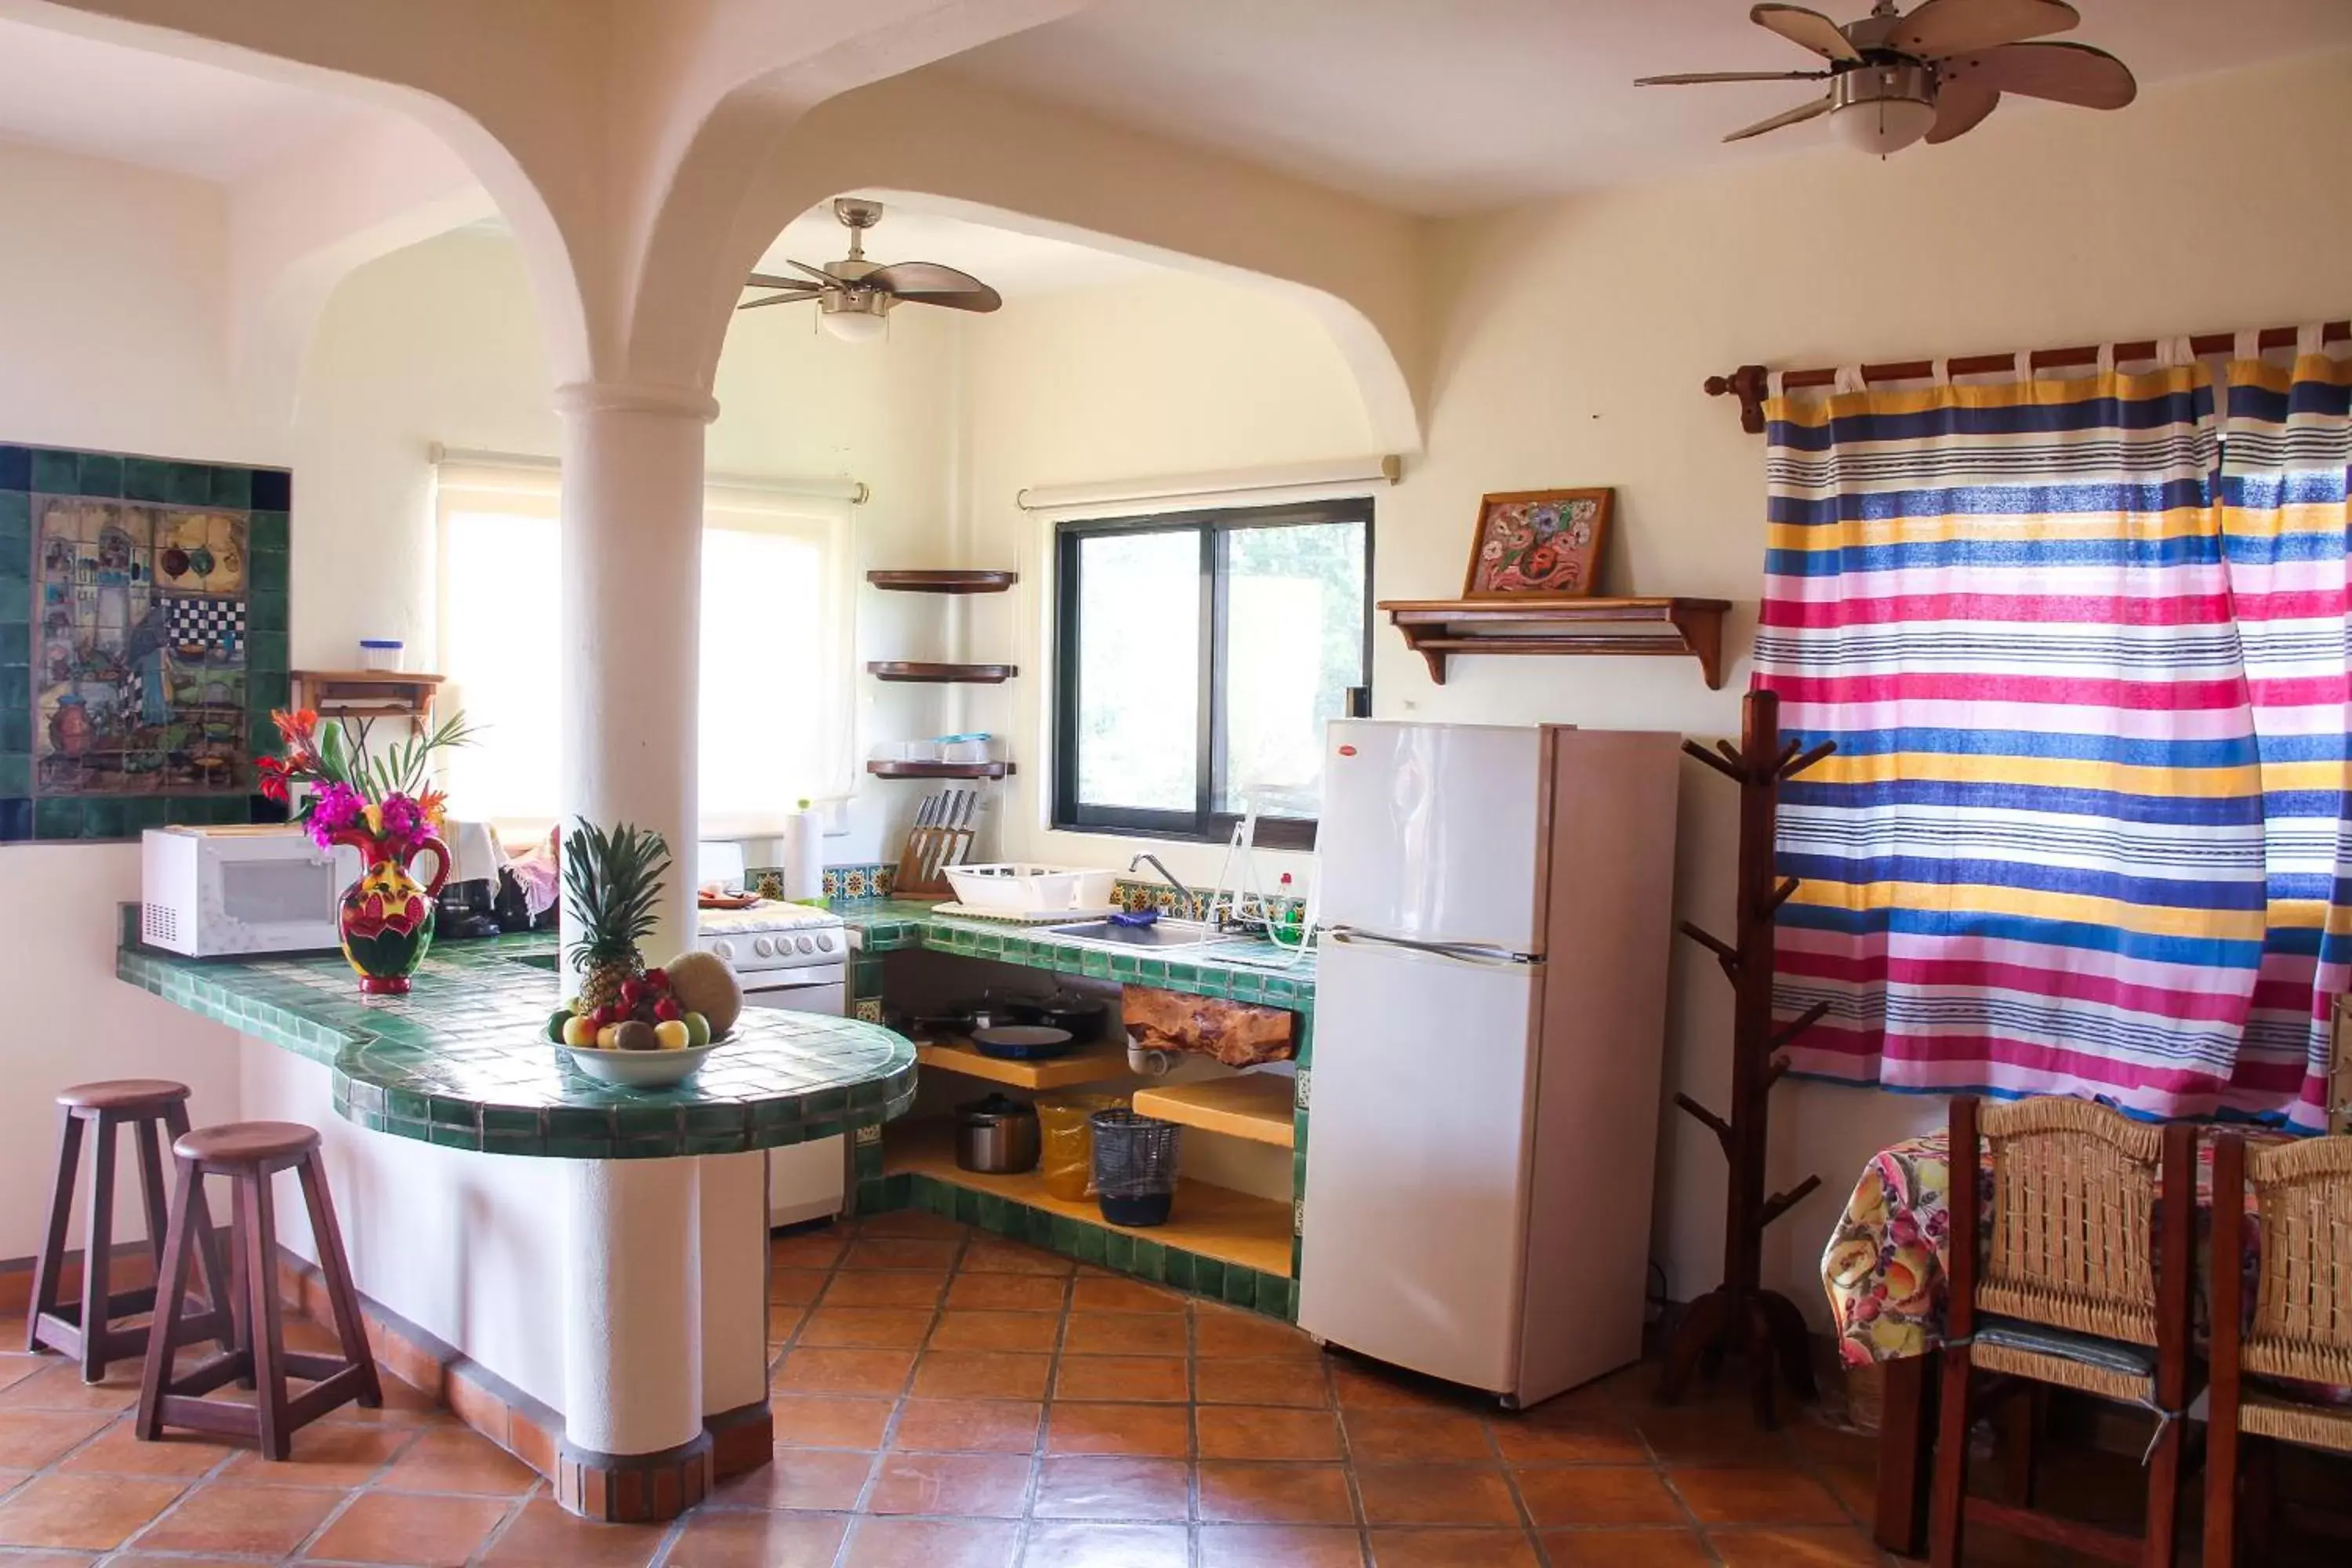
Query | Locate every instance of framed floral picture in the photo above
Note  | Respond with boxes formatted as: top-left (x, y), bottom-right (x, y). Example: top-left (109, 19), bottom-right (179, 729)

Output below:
top-left (1461, 488), bottom-right (1611, 599)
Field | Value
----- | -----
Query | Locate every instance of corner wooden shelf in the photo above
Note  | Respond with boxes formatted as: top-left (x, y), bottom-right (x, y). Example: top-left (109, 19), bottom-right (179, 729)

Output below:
top-left (914, 1037), bottom-right (1132, 1091)
top-left (1132, 1073), bottom-right (1295, 1149)
top-left (866, 662), bottom-right (1017, 684)
top-left (866, 760), bottom-right (1014, 780)
top-left (290, 670), bottom-right (445, 721)
top-left (867, 570), bottom-right (1018, 594)
top-left (1378, 597), bottom-right (1730, 689)
top-left (886, 1121), bottom-right (1294, 1277)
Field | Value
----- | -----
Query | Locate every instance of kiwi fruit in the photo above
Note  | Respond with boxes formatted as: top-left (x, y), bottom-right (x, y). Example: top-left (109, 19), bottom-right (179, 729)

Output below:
top-left (612, 1020), bottom-right (660, 1053)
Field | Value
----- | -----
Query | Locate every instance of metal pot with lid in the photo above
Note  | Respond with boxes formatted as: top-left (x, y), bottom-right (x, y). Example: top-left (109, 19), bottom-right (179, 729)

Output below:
top-left (954, 1092), bottom-right (1041, 1174)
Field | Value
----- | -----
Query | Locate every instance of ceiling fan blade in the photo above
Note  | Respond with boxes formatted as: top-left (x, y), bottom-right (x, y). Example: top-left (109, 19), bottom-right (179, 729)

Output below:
top-left (1635, 69), bottom-right (1831, 85)
top-left (735, 290), bottom-right (822, 311)
top-left (1950, 41), bottom-right (2135, 109)
top-left (1750, 5), bottom-right (1863, 63)
top-left (1894, 0), bottom-right (2078, 58)
top-left (1723, 93), bottom-right (1835, 142)
top-left (782, 257), bottom-right (846, 289)
top-left (865, 261), bottom-right (1004, 314)
top-left (746, 271), bottom-right (822, 291)
top-left (1926, 78), bottom-right (2002, 142)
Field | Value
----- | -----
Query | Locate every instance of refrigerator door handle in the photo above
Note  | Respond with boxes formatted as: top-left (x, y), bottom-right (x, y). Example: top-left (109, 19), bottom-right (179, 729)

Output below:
top-left (1324, 926), bottom-right (1539, 967)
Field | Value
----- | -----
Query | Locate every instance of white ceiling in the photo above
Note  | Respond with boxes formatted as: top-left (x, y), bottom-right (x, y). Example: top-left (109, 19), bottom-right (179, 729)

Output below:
top-left (953, 0), bottom-right (2352, 214)
top-left (0, 17), bottom-right (372, 183)
top-left (756, 201), bottom-right (1167, 299)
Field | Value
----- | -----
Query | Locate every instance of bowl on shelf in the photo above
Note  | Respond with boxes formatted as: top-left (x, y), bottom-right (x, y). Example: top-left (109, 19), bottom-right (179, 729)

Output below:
top-left (971, 1024), bottom-right (1077, 1061)
top-left (557, 1038), bottom-right (720, 1088)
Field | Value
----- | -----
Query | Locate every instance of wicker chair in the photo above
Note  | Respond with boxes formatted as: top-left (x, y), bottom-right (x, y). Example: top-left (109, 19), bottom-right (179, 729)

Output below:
top-left (1928, 1096), bottom-right (2197, 1568)
top-left (2204, 1131), bottom-right (2352, 1566)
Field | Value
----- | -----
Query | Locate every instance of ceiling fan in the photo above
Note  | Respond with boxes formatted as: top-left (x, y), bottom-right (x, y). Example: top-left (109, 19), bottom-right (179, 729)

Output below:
top-left (1636, 0), bottom-right (2136, 156)
top-left (739, 198), bottom-right (1003, 343)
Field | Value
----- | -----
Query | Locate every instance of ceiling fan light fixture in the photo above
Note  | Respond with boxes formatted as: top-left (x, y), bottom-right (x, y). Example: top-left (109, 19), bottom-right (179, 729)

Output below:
top-left (819, 291), bottom-right (891, 343)
top-left (1832, 61), bottom-right (1936, 154)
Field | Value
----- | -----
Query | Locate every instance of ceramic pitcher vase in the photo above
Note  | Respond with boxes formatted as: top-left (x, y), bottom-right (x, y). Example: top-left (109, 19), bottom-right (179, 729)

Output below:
top-left (332, 827), bottom-right (452, 995)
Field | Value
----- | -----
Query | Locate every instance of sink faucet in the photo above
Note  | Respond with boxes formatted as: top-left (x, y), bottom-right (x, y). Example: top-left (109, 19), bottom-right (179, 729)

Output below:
top-left (1128, 852), bottom-right (1196, 920)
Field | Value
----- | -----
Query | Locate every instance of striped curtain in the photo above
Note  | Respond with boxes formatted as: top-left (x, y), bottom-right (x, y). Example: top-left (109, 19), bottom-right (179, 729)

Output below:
top-left (1755, 362), bottom-right (2338, 1131)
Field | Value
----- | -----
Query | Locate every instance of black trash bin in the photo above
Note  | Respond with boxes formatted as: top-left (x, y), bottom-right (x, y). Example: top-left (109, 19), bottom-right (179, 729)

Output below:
top-left (1088, 1109), bottom-right (1182, 1226)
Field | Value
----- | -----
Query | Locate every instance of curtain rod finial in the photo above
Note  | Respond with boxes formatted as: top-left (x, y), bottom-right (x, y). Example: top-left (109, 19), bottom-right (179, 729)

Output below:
top-left (1705, 366), bottom-right (1771, 435)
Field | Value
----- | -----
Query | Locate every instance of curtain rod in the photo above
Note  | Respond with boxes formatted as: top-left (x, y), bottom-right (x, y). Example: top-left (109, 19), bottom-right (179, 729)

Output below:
top-left (426, 443), bottom-right (869, 504)
top-left (1704, 321), bottom-right (2352, 435)
top-left (1016, 454), bottom-right (1401, 514)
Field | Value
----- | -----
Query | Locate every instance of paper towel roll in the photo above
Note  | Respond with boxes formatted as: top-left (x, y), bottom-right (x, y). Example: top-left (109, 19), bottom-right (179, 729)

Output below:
top-left (783, 809), bottom-right (824, 902)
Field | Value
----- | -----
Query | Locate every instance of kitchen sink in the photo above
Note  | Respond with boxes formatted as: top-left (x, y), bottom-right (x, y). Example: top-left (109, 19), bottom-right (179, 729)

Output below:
top-left (1043, 918), bottom-right (1219, 949)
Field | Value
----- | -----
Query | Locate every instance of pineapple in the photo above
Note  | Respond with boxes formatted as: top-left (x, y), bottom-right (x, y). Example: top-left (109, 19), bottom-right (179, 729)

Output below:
top-left (563, 819), bottom-right (671, 1014)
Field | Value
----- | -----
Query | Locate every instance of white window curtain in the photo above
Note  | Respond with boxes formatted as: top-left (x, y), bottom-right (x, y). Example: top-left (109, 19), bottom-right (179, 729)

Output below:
top-left (434, 458), bottom-right (855, 836)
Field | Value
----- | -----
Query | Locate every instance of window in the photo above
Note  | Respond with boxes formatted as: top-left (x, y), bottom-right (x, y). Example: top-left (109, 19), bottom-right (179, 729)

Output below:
top-left (1053, 499), bottom-right (1371, 849)
top-left (434, 461), bottom-right (854, 833)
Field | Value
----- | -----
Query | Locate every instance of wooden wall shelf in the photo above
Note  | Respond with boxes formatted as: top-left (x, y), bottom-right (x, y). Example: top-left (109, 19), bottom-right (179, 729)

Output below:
top-left (290, 670), bottom-right (445, 721)
top-left (866, 662), bottom-right (1016, 684)
top-left (866, 570), bottom-right (1018, 594)
top-left (1377, 597), bottom-right (1730, 689)
top-left (866, 760), bottom-right (1015, 780)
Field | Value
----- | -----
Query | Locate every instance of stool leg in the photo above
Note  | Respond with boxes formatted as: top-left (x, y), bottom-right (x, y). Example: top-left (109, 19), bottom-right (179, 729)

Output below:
top-left (27, 1108), bottom-right (83, 1355)
top-left (298, 1150), bottom-right (381, 1406)
top-left (77, 1114), bottom-right (118, 1382)
top-left (164, 1102), bottom-right (237, 1358)
top-left (134, 1115), bottom-right (171, 1277)
top-left (136, 1154), bottom-right (203, 1443)
top-left (240, 1172), bottom-right (290, 1461)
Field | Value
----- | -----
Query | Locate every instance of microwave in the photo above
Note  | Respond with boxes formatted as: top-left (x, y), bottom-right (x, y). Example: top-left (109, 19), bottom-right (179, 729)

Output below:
top-left (140, 826), bottom-right (358, 959)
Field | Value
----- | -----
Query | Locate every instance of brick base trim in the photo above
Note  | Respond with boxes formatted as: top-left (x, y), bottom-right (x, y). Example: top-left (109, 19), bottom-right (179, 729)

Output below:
top-left (706, 1397), bottom-right (773, 1478)
top-left (556, 1430), bottom-right (713, 1523)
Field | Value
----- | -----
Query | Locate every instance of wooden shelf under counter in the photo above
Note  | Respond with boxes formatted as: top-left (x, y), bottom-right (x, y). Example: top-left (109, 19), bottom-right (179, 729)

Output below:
top-left (886, 1121), bottom-right (1294, 1278)
top-left (914, 1036), bottom-right (1133, 1091)
top-left (1131, 1074), bottom-right (1295, 1149)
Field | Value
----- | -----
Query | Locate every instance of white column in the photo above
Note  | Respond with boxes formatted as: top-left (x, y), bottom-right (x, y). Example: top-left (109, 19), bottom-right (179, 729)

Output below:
top-left (698, 1152), bottom-right (771, 1418)
top-left (554, 379), bottom-right (716, 971)
top-left (560, 1159), bottom-right (702, 1456)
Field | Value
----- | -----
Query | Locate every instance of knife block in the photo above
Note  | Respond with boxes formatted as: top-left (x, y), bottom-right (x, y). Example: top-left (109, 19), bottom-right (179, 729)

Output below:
top-left (894, 825), bottom-right (972, 898)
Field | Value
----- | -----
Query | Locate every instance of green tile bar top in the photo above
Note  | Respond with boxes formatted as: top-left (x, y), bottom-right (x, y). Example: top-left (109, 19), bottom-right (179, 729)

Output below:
top-left (118, 931), bottom-right (916, 1159)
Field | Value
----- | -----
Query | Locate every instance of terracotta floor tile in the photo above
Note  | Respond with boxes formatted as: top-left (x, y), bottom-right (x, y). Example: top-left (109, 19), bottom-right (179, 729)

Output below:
top-left (1367, 1528), bottom-right (1542, 1567)
top-left (1513, 1466), bottom-right (1686, 1528)
top-left (913, 1350), bottom-right (1053, 1401)
top-left (930, 1310), bottom-right (1063, 1354)
top-left (770, 1231), bottom-right (848, 1269)
top-left (866, 1450), bottom-right (1031, 1516)
top-left (481, 1497), bottom-right (666, 1568)
top-left (216, 1423), bottom-right (412, 1492)
top-left (841, 1515), bottom-right (1020, 1568)
top-left (1198, 1404), bottom-right (1343, 1461)
top-left (0, 1473), bottom-right (185, 1549)
top-left (56, 1422), bottom-right (233, 1479)
top-left (1044, 1401), bottom-right (1192, 1457)
top-left (770, 1269), bottom-right (832, 1306)
top-left (1488, 1415), bottom-right (1646, 1466)
top-left (826, 1272), bottom-right (951, 1309)
top-left (855, 1210), bottom-right (971, 1240)
top-left (1539, 1527), bottom-right (1716, 1567)
top-left (1632, 1408), bottom-right (1796, 1467)
top-left (114, 1555), bottom-right (285, 1568)
top-left (1062, 1312), bottom-right (1188, 1356)
top-left (1344, 1408), bottom-right (1493, 1465)
top-left (891, 1398), bottom-right (1043, 1453)
top-left (131, 1483), bottom-right (339, 1557)
top-left (768, 1304), bottom-right (807, 1345)
top-left (377, 1425), bottom-right (539, 1495)
top-left (1669, 1468), bottom-right (1849, 1526)
top-left (706, 1445), bottom-right (874, 1510)
top-left (1070, 1276), bottom-right (1186, 1314)
top-left (666, 1508), bottom-right (849, 1568)
top-left (1707, 1526), bottom-right (1887, 1566)
top-left (963, 1242), bottom-right (1075, 1276)
top-left (1032, 1454), bottom-right (1190, 1520)
top-left (0, 1367), bottom-right (142, 1414)
top-left (844, 1238), bottom-right (964, 1272)
top-left (946, 1273), bottom-right (1069, 1312)
top-left (1357, 1464), bottom-right (1520, 1527)
top-left (800, 1308), bottom-right (939, 1348)
top-left (1054, 1354), bottom-right (1189, 1403)
top-left (1197, 1460), bottom-right (1356, 1524)
top-left (314, 1374), bottom-right (452, 1426)
top-left (1330, 1364), bottom-right (1476, 1414)
top-left (1198, 1523), bottom-right (1370, 1566)
top-left (775, 1346), bottom-right (918, 1397)
top-left (774, 1394), bottom-right (896, 1448)
top-left (1197, 1357), bottom-right (1329, 1407)
top-left (304, 1491), bottom-right (511, 1566)
top-left (1195, 1307), bottom-right (1320, 1360)
top-left (0, 1410), bottom-right (111, 1469)
top-left (1020, 1519), bottom-right (1189, 1567)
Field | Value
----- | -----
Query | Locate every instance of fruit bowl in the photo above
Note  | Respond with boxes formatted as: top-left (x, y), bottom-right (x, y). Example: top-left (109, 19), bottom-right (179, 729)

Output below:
top-left (557, 1038), bottom-right (721, 1089)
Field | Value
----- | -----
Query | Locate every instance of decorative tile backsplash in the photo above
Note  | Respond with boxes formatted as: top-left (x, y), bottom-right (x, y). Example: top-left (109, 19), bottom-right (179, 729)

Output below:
top-left (743, 862), bottom-right (898, 902)
top-left (2, 442), bottom-right (292, 843)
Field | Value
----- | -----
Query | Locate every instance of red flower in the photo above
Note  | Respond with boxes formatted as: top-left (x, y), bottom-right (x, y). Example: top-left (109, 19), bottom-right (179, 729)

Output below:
top-left (256, 755), bottom-right (290, 805)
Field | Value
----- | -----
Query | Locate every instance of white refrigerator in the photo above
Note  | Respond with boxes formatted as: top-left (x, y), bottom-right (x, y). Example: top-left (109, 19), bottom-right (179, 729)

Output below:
top-left (1298, 721), bottom-right (1682, 1406)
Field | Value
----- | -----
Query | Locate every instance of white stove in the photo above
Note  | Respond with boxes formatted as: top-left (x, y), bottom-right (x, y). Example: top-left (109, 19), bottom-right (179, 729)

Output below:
top-left (695, 899), bottom-right (848, 981)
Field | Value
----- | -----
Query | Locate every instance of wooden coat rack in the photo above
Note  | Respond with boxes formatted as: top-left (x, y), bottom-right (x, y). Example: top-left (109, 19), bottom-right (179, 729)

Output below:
top-left (1659, 688), bottom-right (1835, 1428)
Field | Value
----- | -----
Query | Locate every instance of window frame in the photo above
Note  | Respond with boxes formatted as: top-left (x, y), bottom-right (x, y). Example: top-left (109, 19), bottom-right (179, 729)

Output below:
top-left (1051, 497), bottom-right (1374, 852)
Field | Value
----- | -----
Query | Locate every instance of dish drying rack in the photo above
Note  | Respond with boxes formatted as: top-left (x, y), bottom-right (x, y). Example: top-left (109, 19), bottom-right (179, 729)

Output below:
top-left (1203, 793), bottom-right (1318, 967)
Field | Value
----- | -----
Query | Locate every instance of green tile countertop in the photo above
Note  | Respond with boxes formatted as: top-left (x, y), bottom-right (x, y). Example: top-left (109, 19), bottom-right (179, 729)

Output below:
top-left (117, 933), bottom-right (916, 1160)
top-left (837, 900), bottom-right (1316, 1008)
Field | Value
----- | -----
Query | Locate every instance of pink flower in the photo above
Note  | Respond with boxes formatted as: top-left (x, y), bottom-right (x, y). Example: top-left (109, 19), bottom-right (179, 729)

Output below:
top-left (307, 782), bottom-right (365, 850)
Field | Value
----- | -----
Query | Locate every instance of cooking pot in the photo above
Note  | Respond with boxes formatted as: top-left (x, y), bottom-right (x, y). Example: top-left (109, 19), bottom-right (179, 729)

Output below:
top-left (954, 1092), bottom-right (1040, 1174)
top-left (1004, 988), bottom-right (1110, 1036)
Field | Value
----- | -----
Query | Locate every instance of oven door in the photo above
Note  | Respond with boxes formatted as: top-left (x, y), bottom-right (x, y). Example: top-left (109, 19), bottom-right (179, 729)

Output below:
top-left (740, 960), bottom-right (850, 1225)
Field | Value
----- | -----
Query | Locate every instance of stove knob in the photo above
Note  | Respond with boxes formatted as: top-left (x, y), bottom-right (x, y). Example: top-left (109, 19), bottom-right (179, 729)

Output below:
top-left (710, 940), bottom-right (735, 962)
top-left (795, 935), bottom-right (816, 954)
top-left (753, 937), bottom-right (775, 957)
top-left (815, 932), bottom-right (835, 952)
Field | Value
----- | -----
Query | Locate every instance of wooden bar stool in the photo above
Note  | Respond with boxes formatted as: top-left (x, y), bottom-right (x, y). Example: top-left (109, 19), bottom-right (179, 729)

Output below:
top-left (136, 1121), bottom-right (381, 1458)
top-left (28, 1080), bottom-right (234, 1381)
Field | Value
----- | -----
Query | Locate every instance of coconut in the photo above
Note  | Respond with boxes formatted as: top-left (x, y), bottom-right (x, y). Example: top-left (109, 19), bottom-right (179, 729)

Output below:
top-left (662, 949), bottom-right (743, 1037)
